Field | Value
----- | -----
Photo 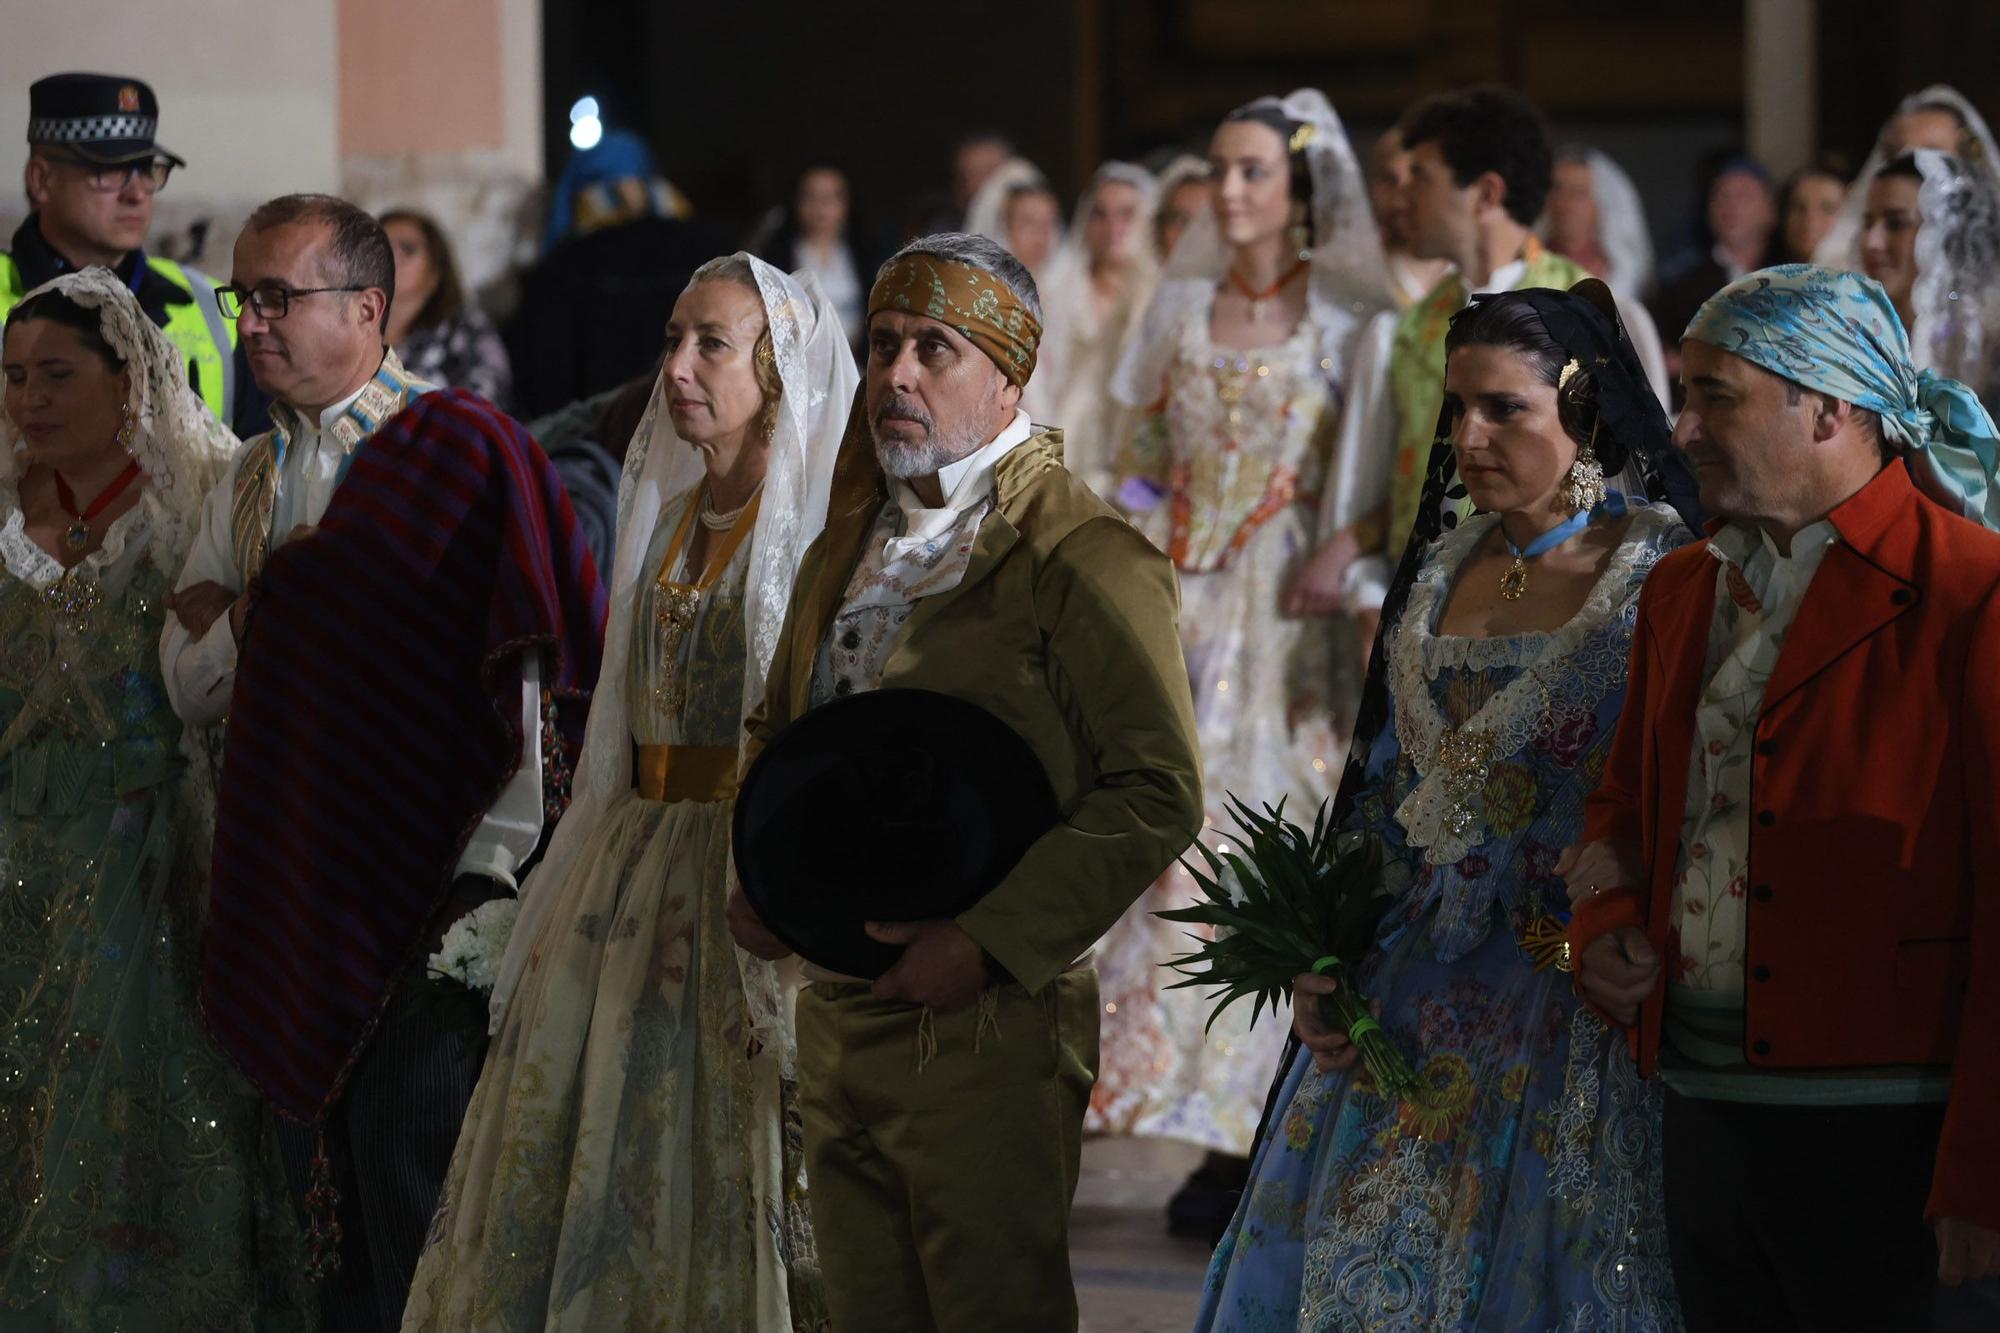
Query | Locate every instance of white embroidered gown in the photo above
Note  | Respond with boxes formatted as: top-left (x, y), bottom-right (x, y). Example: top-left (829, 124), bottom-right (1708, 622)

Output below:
top-left (1090, 303), bottom-right (1362, 1155)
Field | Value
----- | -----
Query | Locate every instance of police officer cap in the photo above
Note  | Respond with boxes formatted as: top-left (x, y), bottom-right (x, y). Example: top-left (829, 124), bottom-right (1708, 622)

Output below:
top-left (28, 73), bottom-right (185, 167)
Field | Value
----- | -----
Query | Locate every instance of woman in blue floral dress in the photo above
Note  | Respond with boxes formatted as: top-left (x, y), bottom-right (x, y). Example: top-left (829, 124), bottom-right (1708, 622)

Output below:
top-left (1197, 282), bottom-right (1699, 1331)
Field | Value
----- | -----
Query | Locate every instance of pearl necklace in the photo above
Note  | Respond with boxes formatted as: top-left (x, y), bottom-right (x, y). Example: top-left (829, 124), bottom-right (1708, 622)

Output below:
top-left (699, 482), bottom-right (763, 532)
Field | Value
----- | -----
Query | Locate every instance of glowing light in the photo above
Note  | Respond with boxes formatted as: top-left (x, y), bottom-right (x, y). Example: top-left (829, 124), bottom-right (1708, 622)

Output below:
top-left (569, 116), bottom-right (604, 151)
top-left (568, 96), bottom-right (600, 125)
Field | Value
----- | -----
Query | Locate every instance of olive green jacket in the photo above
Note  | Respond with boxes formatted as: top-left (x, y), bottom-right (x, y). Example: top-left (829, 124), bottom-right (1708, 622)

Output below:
top-left (745, 426), bottom-right (1203, 993)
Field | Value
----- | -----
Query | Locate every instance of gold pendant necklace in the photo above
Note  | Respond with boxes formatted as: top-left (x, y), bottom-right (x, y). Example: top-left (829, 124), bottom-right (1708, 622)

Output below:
top-left (1498, 504), bottom-right (1600, 603)
top-left (650, 486), bottom-right (763, 714)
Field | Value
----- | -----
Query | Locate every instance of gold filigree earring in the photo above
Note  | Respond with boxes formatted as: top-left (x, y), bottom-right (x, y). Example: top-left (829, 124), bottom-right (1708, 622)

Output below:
top-left (1555, 359), bottom-right (1608, 512)
top-left (755, 337), bottom-right (781, 442)
top-left (1286, 121), bottom-right (1316, 259)
top-left (1561, 439), bottom-right (1608, 513)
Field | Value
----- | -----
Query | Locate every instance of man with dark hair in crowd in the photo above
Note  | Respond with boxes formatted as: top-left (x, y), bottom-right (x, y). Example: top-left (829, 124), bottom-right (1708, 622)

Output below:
top-left (3, 72), bottom-right (268, 434)
top-left (1289, 87), bottom-right (1671, 617)
top-left (161, 192), bottom-right (603, 1329)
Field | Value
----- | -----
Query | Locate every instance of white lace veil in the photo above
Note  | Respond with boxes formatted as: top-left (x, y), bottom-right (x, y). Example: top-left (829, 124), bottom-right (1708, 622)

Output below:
top-left (1909, 149), bottom-right (2000, 412)
top-left (490, 254), bottom-right (859, 1067)
top-left (0, 267), bottom-right (238, 577)
top-left (964, 157), bottom-right (1060, 256)
top-left (1029, 162), bottom-right (1159, 421)
top-left (1151, 153), bottom-right (1213, 264)
top-left (1816, 84), bottom-right (2000, 267)
top-left (1110, 88), bottom-right (1391, 410)
top-left (1545, 145), bottom-right (1657, 299)
top-left (1040, 161), bottom-right (1160, 310)
top-left (0, 268), bottom-right (241, 847)
top-left (1813, 141), bottom-right (2000, 412)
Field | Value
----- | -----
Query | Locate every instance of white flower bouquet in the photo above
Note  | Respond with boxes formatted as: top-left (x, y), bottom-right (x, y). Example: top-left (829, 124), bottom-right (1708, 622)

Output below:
top-left (427, 895), bottom-right (521, 993)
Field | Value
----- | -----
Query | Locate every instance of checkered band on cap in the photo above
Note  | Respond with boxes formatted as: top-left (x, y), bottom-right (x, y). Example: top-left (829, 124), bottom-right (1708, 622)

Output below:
top-left (29, 114), bottom-right (158, 145)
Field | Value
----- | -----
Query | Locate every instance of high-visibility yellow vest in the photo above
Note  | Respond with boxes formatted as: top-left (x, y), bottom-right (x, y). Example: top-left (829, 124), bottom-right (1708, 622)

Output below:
top-left (0, 251), bottom-right (239, 421)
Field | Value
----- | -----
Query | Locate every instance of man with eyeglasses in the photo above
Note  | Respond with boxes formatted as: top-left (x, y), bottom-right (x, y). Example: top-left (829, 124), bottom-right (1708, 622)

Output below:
top-left (160, 192), bottom-right (605, 1329)
top-left (2, 72), bottom-right (267, 434)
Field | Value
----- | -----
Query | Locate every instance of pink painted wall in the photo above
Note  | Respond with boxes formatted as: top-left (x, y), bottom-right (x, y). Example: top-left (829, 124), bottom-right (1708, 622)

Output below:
top-left (337, 0), bottom-right (505, 155)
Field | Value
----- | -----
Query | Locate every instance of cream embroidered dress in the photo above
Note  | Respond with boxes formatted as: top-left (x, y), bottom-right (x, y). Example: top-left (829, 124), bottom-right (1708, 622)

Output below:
top-left (1090, 301), bottom-right (1357, 1155)
top-left (402, 488), bottom-right (822, 1332)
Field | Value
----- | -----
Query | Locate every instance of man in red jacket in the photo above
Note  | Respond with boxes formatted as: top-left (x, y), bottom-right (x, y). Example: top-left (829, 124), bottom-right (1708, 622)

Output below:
top-left (1565, 263), bottom-right (2000, 1330)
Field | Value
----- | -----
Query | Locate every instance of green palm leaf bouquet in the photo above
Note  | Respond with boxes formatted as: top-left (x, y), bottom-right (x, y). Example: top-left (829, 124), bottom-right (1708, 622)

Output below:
top-left (1158, 796), bottom-right (1416, 1100)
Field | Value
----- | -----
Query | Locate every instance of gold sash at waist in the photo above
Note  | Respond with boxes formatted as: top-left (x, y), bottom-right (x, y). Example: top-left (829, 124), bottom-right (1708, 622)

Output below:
top-left (635, 744), bottom-right (738, 804)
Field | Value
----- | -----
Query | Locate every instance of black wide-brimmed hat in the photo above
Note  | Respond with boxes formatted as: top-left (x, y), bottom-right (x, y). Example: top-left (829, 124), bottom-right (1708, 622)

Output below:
top-left (28, 73), bottom-right (184, 167)
top-left (733, 688), bottom-right (1060, 979)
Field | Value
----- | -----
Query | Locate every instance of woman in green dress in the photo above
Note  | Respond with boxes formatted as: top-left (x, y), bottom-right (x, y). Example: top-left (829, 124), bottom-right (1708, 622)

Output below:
top-left (0, 269), bottom-right (308, 1327)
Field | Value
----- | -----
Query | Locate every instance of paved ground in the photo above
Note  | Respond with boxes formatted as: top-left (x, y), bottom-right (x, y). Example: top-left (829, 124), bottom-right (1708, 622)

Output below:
top-left (1072, 1137), bottom-right (1214, 1332)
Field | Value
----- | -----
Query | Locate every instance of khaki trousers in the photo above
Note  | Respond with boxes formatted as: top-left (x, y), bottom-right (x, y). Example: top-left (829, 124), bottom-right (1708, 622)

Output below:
top-left (797, 971), bottom-right (1100, 1333)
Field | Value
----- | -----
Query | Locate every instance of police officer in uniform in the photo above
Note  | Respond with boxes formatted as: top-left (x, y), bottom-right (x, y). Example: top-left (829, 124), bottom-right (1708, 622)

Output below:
top-left (3, 73), bottom-right (268, 434)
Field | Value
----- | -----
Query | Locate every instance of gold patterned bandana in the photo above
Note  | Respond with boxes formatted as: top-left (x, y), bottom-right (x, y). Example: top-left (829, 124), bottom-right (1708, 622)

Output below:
top-left (867, 255), bottom-right (1043, 387)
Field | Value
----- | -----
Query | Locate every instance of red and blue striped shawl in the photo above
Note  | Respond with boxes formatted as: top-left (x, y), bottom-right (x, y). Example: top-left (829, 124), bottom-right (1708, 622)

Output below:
top-left (200, 388), bottom-right (606, 1124)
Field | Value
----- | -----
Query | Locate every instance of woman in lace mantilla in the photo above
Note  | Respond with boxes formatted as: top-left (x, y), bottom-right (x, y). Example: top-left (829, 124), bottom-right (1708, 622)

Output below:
top-left (1199, 282), bottom-right (1701, 1331)
top-left (1021, 161), bottom-right (1158, 494)
top-left (0, 273), bottom-right (309, 1327)
top-left (1844, 149), bottom-right (2000, 422)
top-left (402, 255), bottom-right (854, 1332)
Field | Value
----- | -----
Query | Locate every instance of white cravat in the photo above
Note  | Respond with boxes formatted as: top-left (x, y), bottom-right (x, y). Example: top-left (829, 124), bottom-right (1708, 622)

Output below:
top-left (880, 410), bottom-right (1033, 564)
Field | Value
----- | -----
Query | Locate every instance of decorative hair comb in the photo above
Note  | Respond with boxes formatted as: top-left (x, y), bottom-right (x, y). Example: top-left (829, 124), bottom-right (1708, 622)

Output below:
top-left (1558, 355), bottom-right (1610, 393)
top-left (1289, 123), bottom-right (1317, 154)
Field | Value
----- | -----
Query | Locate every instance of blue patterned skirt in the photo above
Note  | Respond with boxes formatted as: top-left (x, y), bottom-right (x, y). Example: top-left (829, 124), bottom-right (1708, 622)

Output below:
top-left (1195, 914), bottom-right (1682, 1332)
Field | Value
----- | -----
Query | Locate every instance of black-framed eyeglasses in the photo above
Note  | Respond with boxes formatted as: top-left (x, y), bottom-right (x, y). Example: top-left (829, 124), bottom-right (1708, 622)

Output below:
top-left (216, 284), bottom-right (368, 320)
top-left (55, 151), bottom-right (173, 194)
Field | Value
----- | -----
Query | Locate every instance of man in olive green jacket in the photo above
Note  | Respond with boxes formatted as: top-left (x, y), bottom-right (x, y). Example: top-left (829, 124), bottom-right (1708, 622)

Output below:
top-left (729, 233), bottom-right (1201, 1332)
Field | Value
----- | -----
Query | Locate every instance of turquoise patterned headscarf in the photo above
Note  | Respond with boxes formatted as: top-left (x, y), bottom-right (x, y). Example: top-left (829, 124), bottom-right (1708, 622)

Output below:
top-left (1685, 263), bottom-right (2000, 530)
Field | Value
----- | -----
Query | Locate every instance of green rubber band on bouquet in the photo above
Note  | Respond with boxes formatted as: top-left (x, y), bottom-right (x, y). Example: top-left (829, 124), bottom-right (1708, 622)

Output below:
top-left (1310, 955), bottom-right (1343, 976)
top-left (1347, 1017), bottom-right (1383, 1041)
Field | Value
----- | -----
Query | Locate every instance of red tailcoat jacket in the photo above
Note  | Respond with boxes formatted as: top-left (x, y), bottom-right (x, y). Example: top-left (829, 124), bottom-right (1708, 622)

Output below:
top-left (1568, 462), bottom-right (2000, 1229)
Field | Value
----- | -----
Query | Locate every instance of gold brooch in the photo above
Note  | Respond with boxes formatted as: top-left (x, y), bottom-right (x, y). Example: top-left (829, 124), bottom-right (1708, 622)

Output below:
top-left (1520, 915), bottom-right (1574, 972)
